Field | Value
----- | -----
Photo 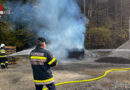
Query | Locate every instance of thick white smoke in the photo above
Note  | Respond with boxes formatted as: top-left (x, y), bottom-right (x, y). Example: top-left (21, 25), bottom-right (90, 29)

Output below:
top-left (7, 0), bottom-right (87, 59)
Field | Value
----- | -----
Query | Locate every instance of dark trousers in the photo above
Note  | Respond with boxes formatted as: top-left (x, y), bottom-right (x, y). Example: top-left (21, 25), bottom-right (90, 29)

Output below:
top-left (35, 82), bottom-right (56, 90)
top-left (0, 57), bottom-right (8, 69)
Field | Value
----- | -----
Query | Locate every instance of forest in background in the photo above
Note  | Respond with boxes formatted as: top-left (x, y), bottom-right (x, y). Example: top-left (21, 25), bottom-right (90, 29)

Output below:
top-left (0, 0), bottom-right (130, 50)
top-left (78, 0), bottom-right (130, 49)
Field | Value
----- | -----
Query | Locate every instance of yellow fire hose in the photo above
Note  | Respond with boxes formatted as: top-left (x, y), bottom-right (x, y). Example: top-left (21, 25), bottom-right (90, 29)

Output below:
top-left (43, 68), bottom-right (130, 90)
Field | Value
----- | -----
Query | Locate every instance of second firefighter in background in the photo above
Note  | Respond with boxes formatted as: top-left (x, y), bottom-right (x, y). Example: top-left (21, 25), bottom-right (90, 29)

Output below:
top-left (0, 43), bottom-right (8, 69)
top-left (30, 37), bottom-right (58, 90)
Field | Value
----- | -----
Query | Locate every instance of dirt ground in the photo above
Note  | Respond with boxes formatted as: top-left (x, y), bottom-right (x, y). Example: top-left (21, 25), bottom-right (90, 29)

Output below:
top-left (0, 56), bottom-right (130, 90)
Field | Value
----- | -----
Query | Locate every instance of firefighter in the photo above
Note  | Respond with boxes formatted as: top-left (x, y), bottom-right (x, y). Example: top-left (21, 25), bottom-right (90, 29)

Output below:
top-left (0, 43), bottom-right (8, 69)
top-left (30, 37), bottom-right (58, 90)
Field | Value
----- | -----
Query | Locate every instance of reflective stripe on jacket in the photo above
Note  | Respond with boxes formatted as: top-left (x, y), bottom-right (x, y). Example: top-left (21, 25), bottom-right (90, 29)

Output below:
top-left (30, 47), bottom-right (58, 85)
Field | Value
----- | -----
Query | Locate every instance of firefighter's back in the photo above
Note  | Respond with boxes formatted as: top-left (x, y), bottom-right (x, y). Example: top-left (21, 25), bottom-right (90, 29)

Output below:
top-left (30, 47), bottom-right (53, 81)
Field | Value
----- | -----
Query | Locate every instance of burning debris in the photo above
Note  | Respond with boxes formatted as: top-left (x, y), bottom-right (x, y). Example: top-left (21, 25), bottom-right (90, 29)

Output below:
top-left (68, 49), bottom-right (85, 59)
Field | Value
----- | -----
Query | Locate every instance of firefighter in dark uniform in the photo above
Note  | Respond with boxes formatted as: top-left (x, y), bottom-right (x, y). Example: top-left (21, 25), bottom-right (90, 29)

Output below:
top-left (0, 43), bottom-right (8, 69)
top-left (30, 37), bottom-right (58, 90)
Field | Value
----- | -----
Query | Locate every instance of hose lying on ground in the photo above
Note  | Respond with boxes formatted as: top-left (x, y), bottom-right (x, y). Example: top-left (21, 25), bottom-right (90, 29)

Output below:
top-left (43, 68), bottom-right (130, 90)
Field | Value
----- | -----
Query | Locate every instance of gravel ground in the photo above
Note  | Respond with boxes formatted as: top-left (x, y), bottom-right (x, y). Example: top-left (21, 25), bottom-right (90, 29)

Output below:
top-left (0, 56), bottom-right (130, 90)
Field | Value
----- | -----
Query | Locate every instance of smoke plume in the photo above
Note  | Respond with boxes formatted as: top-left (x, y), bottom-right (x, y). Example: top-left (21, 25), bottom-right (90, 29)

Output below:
top-left (7, 0), bottom-right (87, 59)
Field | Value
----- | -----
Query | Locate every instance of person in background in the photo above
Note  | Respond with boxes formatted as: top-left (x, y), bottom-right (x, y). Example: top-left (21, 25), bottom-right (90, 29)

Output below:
top-left (0, 43), bottom-right (8, 69)
top-left (30, 37), bottom-right (58, 90)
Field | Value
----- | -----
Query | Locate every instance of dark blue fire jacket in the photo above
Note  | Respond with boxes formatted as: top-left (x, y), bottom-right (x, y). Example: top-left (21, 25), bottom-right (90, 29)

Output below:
top-left (30, 47), bottom-right (58, 85)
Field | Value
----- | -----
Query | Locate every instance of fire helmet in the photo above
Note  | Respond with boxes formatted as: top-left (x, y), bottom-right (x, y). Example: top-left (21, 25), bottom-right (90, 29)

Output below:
top-left (1, 43), bottom-right (5, 47)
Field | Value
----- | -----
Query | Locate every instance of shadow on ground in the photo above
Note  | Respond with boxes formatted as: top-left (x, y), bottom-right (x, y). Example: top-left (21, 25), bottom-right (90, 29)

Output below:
top-left (95, 57), bottom-right (130, 64)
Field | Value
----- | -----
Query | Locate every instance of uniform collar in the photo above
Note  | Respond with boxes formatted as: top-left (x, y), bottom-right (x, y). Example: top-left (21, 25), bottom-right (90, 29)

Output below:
top-left (35, 46), bottom-right (44, 49)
